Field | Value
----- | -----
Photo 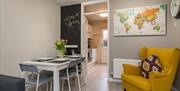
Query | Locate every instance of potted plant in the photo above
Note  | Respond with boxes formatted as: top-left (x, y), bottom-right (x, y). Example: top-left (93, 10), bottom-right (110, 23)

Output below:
top-left (55, 39), bottom-right (67, 58)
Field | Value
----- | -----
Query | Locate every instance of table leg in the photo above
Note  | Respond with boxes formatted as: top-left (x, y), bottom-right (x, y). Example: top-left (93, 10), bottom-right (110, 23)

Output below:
top-left (83, 62), bottom-right (87, 84)
top-left (53, 69), bottom-right (59, 91)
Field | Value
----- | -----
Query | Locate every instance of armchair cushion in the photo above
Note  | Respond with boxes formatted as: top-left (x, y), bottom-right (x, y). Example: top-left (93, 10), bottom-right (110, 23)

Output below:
top-left (122, 74), bottom-right (151, 91)
top-left (149, 72), bottom-right (167, 78)
top-left (139, 55), bottom-right (163, 78)
top-left (123, 64), bottom-right (141, 76)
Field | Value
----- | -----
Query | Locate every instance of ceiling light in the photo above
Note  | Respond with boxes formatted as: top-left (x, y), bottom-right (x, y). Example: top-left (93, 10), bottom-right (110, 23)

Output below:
top-left (99, 13), bottom-right (108, 17)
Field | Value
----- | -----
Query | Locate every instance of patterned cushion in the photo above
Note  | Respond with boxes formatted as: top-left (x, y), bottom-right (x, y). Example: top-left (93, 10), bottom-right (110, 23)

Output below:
top-left (139, 55), bottom-right (163, 78)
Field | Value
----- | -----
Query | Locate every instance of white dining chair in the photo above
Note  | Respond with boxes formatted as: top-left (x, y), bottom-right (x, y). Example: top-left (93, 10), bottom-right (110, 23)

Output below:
top-left (59, 58), bottom-right (85, 91)
top-left (19, 64), bottom-right (53, 91)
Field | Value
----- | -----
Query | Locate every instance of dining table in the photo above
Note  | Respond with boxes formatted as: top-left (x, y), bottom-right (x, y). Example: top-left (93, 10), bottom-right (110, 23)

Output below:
top-left (20, 56), bottom-right (85, 91)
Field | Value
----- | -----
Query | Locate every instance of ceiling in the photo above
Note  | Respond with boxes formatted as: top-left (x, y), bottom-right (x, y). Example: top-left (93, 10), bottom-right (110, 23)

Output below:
top-left (85, 2), bottom-right (108, 22)
top-left (84, 2), bottom-right (108, 22)
top-left (53, 0), bottom-right (82, 5)
top-left (53, 0), bottom-right (105, 6)
top-left (84, 2), bottom-right (107, 13)
top-left (86, 14), bottom-right (107, 22)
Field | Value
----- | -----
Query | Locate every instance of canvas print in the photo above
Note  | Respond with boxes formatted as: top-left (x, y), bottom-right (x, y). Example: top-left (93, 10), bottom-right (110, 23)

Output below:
top-left (114, 4), bottom-right (166, 36)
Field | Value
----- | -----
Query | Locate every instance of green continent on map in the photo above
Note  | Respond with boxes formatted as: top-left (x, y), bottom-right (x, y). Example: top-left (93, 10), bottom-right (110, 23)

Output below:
top-left (153, 25), bottom-right (160, 32)
top-left (117, 12), bottom-right (129, 23)
top-left (134, 8), bottom-right (160, 30)
top-left (160, 4), bottom-right (166, 11)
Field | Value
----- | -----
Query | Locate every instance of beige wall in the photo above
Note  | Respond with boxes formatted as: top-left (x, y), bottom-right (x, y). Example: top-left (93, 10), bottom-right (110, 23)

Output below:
top-left (0, 0), bottom-right (3, 73)
top-left (178, 20), bottom-right (180, 48)
top-left (0, 0), bottom-right (60, 76)
top-left (91, 20), bottom-right (107, 63)
top-left (109, 0), bottom-right (180, 89)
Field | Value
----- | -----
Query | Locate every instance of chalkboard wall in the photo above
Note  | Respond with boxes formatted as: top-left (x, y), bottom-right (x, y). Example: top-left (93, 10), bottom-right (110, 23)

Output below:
top-left (61, 4), bottom-right (81, 54)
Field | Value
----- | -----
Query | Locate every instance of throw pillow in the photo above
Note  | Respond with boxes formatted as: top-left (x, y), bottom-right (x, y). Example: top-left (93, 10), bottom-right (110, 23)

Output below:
top-left (139, 55), bottom-right (163, 78)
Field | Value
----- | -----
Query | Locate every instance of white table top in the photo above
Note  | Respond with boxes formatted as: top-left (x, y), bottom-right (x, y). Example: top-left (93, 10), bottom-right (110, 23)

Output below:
top-left (21, 57), bottom-right (81, 67)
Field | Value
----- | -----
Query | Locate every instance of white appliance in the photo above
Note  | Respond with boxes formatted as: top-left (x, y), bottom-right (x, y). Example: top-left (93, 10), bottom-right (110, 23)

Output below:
top-left (113, 58), bottom-right (141, 79)
top-left (92, 49), bottom-right (96, 62)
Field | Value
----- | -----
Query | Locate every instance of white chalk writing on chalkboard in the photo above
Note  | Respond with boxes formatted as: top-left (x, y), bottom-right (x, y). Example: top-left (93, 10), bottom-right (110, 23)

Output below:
top-left (63, 13), bottom-right (80, 28)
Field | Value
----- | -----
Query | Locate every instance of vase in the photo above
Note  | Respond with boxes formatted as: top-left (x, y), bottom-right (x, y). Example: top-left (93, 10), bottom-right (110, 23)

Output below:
top-left (57, 51), bottom-right (64, 58)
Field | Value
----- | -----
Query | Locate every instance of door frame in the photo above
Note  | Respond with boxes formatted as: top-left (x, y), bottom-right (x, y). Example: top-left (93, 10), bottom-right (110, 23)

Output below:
top-left (81, 0), bottom-right (110, 79)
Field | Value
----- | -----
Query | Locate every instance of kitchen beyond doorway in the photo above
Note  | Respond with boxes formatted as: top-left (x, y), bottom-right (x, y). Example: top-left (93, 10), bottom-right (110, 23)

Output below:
top-left (83, 2), bottom-right (108, 65)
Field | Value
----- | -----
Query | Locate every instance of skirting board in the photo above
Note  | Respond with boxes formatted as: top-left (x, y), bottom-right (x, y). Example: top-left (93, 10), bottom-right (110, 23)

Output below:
top-left (108, 77), bottom-right (122, 83)
top-left (172, 86), bottom-right (178, 91)
top-left (108, 78), bottom-right (178, 91)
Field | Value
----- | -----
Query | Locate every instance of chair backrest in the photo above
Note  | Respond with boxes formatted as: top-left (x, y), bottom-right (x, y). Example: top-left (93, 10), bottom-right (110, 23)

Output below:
top-left (140, 48), bottom-right (180, 71)
top-left (77, 57), bottom-right (85, 64)
top-left (67, 57), bottom-right (85, 69)
top-left (68, 60), bottom-right (78, 68)
top-left (140, 47), bottom-right (147, 60)
top-left (19, 64), bottom-right (38, 73)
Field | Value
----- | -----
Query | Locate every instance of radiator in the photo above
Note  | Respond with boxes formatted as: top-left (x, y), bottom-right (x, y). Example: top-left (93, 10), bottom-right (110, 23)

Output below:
top-left (113, 58), bottom-right (141, 79)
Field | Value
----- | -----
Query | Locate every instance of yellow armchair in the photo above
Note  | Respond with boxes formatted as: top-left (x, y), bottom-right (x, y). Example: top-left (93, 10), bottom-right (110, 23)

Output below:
top-left (122, 48), bottom-right (180, 91)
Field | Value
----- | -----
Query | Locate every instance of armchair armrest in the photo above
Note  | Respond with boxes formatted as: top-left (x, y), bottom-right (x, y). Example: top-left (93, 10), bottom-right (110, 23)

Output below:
top-left (149, 72), bottom-right (170, 91)
top-left (123, 64), bottom-right (141, 75)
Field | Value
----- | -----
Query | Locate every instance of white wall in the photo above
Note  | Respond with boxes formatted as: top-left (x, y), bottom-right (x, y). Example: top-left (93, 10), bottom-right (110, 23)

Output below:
top-left (0, 0), bottom-right (60, 76)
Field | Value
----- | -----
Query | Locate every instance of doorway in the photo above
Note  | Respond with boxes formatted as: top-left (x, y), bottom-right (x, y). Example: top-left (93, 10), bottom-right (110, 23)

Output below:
top-left (81, 0), bottom-right (109, 82)
top-left (101, 29), bottom-right (108, 64)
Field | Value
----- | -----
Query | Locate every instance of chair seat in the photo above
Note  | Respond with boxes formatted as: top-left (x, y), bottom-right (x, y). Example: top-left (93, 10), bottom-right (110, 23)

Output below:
top-left (26, 76), bottom-right (52, 86)
top-left (122, 74), bottom-right (151, 91)
top-left (59, 68), bottom-right (77, 79)
top-left (40, 71), bottom-right (53, 77)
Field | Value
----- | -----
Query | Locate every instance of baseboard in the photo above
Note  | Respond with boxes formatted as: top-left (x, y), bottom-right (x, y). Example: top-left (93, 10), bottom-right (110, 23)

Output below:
top-left (88, 61), bottom-right (95, 66)
top-left (108, 78), bottom-right (178, 91)
top-left (108, 77), bottom-right (122, 83)
top-left (172, 86), bottom-right (178, 91)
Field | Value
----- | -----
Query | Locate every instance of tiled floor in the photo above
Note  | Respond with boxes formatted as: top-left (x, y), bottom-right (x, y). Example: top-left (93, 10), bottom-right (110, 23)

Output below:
top-left (62, 64), bottom-right (123, 91)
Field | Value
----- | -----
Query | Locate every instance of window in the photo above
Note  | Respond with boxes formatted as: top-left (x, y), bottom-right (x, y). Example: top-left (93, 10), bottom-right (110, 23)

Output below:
top-left (103, 29), bottom-right (108, 47)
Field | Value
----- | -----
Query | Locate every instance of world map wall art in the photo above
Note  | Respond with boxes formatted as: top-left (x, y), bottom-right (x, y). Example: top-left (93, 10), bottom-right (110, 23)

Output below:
top-left (114, 4), bottom-right (166, 36)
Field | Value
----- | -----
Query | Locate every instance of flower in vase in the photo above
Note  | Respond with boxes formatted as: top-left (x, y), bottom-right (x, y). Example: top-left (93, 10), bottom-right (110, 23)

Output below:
top-left (55, 39), bottom-right (67, 56)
